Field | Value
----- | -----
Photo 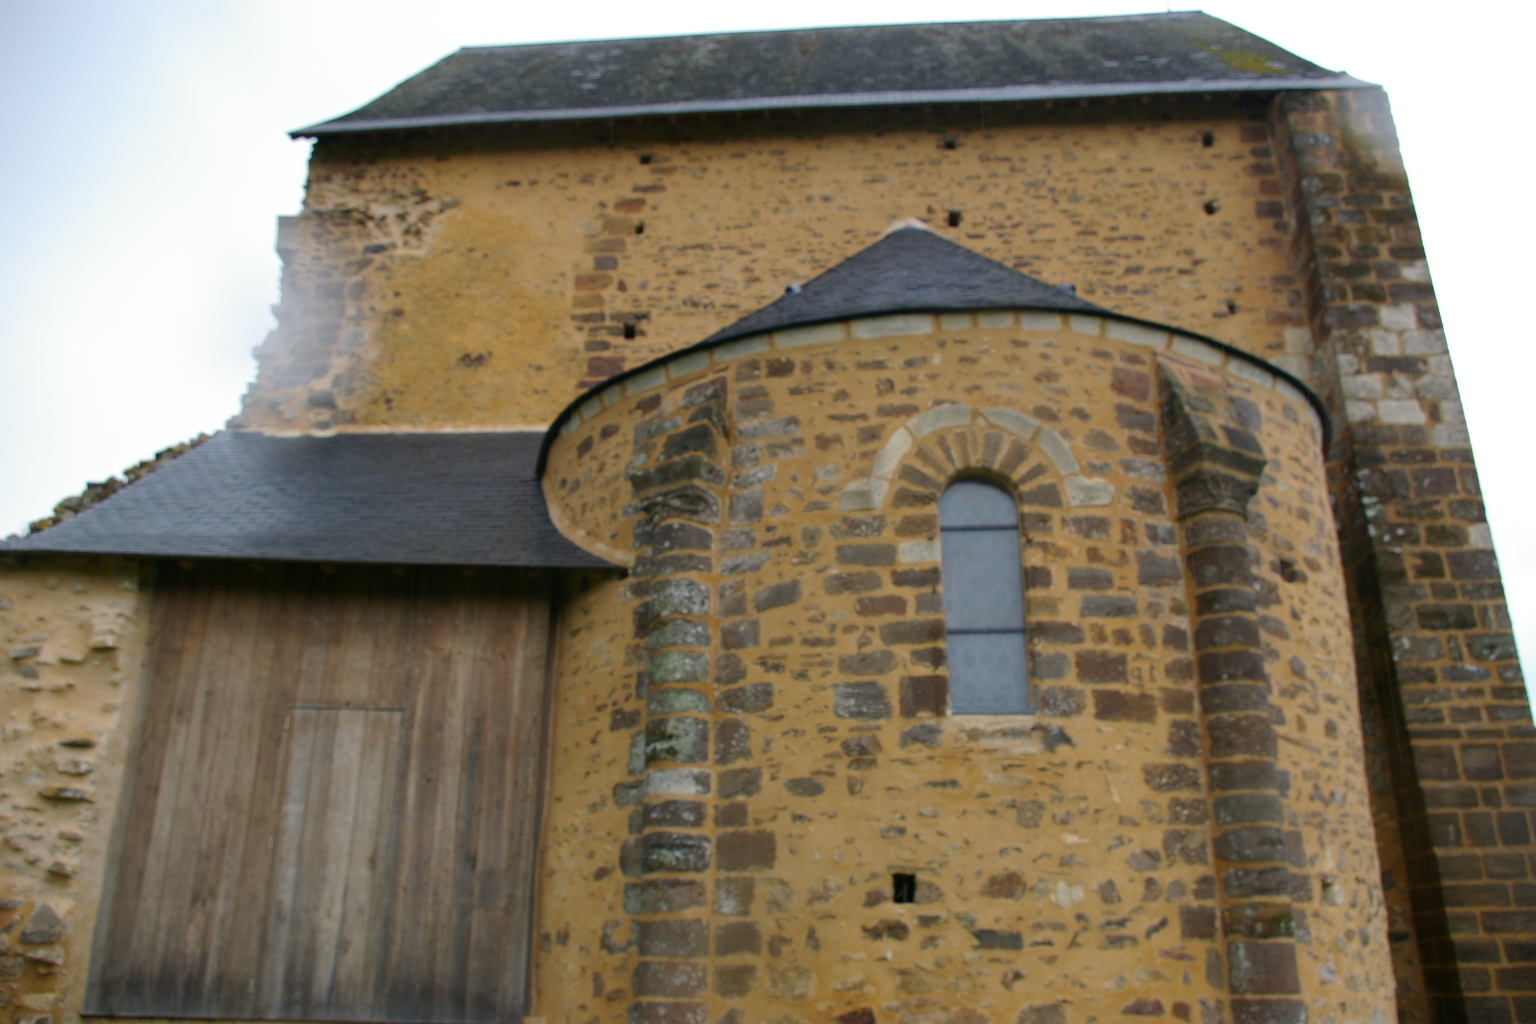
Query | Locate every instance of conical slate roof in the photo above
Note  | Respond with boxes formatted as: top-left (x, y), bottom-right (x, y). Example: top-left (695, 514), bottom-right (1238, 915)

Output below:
top-left (704, 226), bottom-right (1106, 344)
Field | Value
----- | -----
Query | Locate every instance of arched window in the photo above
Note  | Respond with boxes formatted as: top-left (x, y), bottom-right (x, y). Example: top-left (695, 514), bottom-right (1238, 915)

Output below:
top-left (939, 479), bottom-right (1030, 714)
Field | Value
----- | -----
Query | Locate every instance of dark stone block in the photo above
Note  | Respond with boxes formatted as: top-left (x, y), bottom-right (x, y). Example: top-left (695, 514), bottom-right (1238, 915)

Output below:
top-left (835, 681), bottom-right (891, 720)
top-left (715, 921), bottom-right (762, 956)
top-left (634, 961), bottom-right (708, 997)
top-left (719, 683), bottom-right (773, 714)
top-left (1198, 650), bottom-right (1269, 684)
top-left (1464, 745), bottom-right (1506, 781)
top-left (901, 723), bottom-right (942, 748)
top-left (1230, 999), bottom-right (1306, 1024)
top-left (891, 568), bottom-right (941, 588)
top-left (836, 544), bottom-right (896, 566)
top-left (717, 767), bottom-right (761, 799)
top-left (625, 879), bottom-right (708, 915)
top-left (643, 800), bottom-right (708, 828)
top-left (1207, 714), bottom-right (1276, 759)
top-left (970, 929), bottom-right (1023, 950)
top-left (826, 571), bottom-right (882, 594)
top-left (646, 717), bottom-right (710, 764)
top-left (1094, 689), bottom-right (1157, 722)
top-left (1199, 683), bottom-right (1271, 715)
top-left (1077, 649), bottom-right (1128, 683)
top-left (1223, 866), bottom-right (1292, 898)
top-left (901, 675), bottom-right (948, 718)
top-left (715, 964), bottom-right (757, 999)
top-left (1180, 905), bottom-right (1216, 940)
top-left (1039, 686), bottom-right (1086, 717)
top-left (784, 777), bottom-right (825, 796)
top-left (754, 580), bottom-right (801, 612)
top-left (1214, 825), bottom-right (1288, 864)
top-left (1194, 615), bottom-right (1261, 650)
top-left (720, 619), bottom-right (759, 650)
top-left (856, 595), bottom-right (907, 616)
top-left (1169, 720), bottom-right (1201, 758)
top-left (1068, 567), bottom-right (1115, 591)
top-left (716, 830), bottom-right (776, 871)
top-left (879, 619), bottom-right (944, 644)
top-left (628, 1001), bottom-right (707, 1024)
top-left (1214, 793), bottom-right (1284, 825)
top-left (715, 719), bottom-right (751, 765)
top-left (840, 650), bottom-right (898, 675)
top-left (641, 832), bottom-right (712, 873)
top-left (1145, 763), bottom-right (1201, 792)
top-left (1138, 550), bottom-right (1183, 586)
top-left (1082, 594), bottom-right (1137, 617)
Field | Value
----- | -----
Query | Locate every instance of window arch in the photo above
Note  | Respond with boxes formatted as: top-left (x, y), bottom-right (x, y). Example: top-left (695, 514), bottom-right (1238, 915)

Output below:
top-left (938, 479), bottom-right (1030, 714)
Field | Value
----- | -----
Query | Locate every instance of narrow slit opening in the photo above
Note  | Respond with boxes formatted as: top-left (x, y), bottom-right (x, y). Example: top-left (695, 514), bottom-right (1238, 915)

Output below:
top-left (947, 211), bottom-right (962, 228)
top-left (623, 323), bottom-right (637, 340)
top-left (893, 873), bottom-right (917, 904)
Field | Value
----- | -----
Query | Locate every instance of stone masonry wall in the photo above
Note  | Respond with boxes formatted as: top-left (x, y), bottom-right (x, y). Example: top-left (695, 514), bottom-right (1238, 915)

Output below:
top-left (539, 309), bottom-right (1393, 1024)
top-left (1273, 89), bottom-right (1532, 1024)
top-left (0, 558), bottom-right (151, 1024)
top-left (241, 97), bottom-right (1313, 434)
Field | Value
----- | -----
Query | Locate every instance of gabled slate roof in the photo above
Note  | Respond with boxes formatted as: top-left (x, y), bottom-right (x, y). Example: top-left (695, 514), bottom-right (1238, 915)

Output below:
top-left (294, 12), bottom-right (1370, 136)
top-left (2, 432), bottom-right (611, 568)
top-left (705, 225), bottom-right (1105, 344)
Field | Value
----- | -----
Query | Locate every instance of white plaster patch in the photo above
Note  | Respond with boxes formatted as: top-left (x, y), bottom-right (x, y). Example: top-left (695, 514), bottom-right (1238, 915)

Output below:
top-left (713, 335), bottom-right (770, 361)
top-left (977, 310), bottom-right (1014, 328)
top-left (939, 313), bottom-right (973, 330)
top-left (1345, 400), bottom-right (1377, 424)
top-left (898, 540), bottom-right (940, 563)
top-left (1170, 336), bottom-right (1223, 365)
top-left (980, 408), bottom-right (1042, 440)
top-left (1106, 320), bottom-right (1170, 349)
top-left (1470, 524), bottom-right (1494, 550)
top-left (776, 322), bottom-right (848, 348)
top-left (908, 404), bottom-right (973, 438)
top-left (850, 314), bottom-right (936, 340)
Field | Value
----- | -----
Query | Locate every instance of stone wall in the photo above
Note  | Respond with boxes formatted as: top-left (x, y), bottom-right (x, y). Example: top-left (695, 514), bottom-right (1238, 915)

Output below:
top-left (242, 97), bottom-right (1311, 435)
top-left (538, 309), bottom-right (1394, 1024)
top-left (1274, 88), bottom-right (1532, 1024)
top-left (0, 558), bottom-right (150, 1024)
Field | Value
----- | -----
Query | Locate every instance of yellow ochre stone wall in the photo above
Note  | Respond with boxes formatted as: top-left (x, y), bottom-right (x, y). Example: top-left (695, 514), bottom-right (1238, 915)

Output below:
top-left (0, 560), bottom-right (149, 1024)
top-left (536, 310), bottom-right (1393, 1024)
top-left (240, 101), bottom-right (1308, 434)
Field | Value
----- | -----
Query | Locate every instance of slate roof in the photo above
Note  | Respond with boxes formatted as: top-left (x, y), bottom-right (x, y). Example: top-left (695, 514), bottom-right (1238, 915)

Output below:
top-left (295, 12), bottom-right (1370, 136)
top-left (2, 432), bottom-right (611, 568)
top-left (704, 225), bottom-right (1106, 344)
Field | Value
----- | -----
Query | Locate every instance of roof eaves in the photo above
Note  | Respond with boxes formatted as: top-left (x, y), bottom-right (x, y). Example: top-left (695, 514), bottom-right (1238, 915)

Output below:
top-left (292, 73), bottom-right (1375, 137)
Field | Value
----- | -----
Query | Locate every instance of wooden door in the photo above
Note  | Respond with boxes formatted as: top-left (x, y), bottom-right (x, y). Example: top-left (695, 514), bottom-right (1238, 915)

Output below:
top-left (85, 562), bottom-right (554, 1023)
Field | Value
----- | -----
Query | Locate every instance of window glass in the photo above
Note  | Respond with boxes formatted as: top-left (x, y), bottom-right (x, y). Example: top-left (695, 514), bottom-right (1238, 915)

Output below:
top-left (939, 480), bottom-right (1030, 714)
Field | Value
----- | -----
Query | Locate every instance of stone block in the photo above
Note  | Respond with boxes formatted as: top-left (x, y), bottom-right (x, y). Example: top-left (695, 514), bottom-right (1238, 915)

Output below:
top-left (716, 830), bottom-right (776, 871)
top-left (641, 832), bottom-right (711, 873)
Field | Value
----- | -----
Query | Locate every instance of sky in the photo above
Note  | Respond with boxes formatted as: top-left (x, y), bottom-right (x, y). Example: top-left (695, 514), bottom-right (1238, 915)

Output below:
top-left (1, 0), bottom-right (1531, 669)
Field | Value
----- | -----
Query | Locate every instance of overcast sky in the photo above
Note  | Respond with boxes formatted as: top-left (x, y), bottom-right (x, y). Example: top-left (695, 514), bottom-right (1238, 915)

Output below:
top-left (2, 0), bottom-right (1530, 669)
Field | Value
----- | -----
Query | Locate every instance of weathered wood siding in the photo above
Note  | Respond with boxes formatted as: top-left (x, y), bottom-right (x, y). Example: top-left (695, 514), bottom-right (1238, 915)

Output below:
top-left (85, 562), bottom-right (554, 1023)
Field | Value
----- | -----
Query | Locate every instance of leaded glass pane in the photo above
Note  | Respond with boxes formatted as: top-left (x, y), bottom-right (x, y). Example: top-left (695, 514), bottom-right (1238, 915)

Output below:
top-left (938, 479), bottom-right (1030, 715)
top-left (939, 479), bottom-right (1019, 528)
top-left (947, 632), bottom-right (1030, 714)
top-left (939, 528), bottom-right (1025, 631)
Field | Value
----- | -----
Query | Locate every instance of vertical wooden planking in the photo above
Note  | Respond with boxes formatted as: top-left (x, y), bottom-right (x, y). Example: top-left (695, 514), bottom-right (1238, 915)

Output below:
top-left (87, 563), bottom-right (556, 1023)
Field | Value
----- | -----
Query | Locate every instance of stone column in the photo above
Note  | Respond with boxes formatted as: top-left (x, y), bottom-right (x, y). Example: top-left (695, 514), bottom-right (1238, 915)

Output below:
top-left (1161, 361), bottom-right (1306, 1024)
top-left (622, 374), bottom-right (732, 1024)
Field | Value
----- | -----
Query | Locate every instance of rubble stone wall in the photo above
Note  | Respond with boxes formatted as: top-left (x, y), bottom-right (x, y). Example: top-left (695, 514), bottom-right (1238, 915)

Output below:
top-left (0, 559), bottom-right (150, 1024)
top-left (538, 310), bottom-right (1394, 1024)
top-left (242, 97), bottom-right (1313, 435)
